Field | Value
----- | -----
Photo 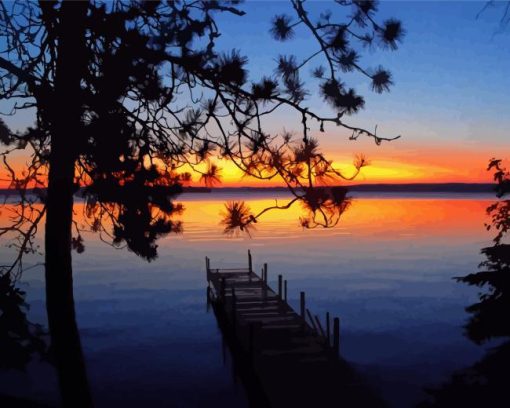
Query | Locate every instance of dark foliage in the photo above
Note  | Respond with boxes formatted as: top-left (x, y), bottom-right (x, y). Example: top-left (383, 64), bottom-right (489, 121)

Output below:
top-left (417, 341), bottom-right (510, 408)
top-left (270, 14), bottom-right (295, 41)
top-left (419, 160), bottom-right (510, 407)
top-left (0, 274), bottom-right (47, 370)
top-left (455, 160), bottom-right (510, 344)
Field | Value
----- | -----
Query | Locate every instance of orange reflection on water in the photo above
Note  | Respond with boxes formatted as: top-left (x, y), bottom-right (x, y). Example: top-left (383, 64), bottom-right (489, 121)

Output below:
top-left (169, 194), bottom-right (492, 243)
top-left (0, 194), bottom-right (493, 250)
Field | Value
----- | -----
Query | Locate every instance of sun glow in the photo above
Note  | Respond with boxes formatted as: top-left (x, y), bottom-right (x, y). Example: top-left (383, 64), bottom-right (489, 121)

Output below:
top-left (0, 144), bottom-right (498, 190)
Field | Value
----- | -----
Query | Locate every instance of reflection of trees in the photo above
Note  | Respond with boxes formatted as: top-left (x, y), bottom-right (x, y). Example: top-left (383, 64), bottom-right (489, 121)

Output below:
top-left (82, 166), bottom-right (184, 261)
top-left (417, 342), bottom-right (510, 408)
top-left (219, 141), bottom-right (363, 234)
top-left (0, 273), bottom-right (47, 371)
top-left (457, 159), bottom-right (510, 344)
top-left (458, 244), bottom-right (510, 344)
top-left (418, 159), bottom-right (510, 408)
top-left (221, 186), bottom-right (352, 235)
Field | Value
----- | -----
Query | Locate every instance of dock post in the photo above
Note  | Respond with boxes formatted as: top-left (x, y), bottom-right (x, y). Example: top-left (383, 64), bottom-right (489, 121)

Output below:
top-left (300, 291), bottom-right (305, 319)
top-left (206, 286), bottom-right (211, 312)
top-left (205, 257), bottom-right (209, 281)
top-left (231, 287), bottom-right (237, 332)
top-left (278, 274), bottom-right (283, 299)
top-left (284, 280), bottom-right (288, 302)
top-left (263, 263), bottom-right (268, 283)
top-left (333, 317), bottom-right (340, 357)
top-left (248, 323), bottom-right (254, 359)
top-left (326, 312), bottom-right (331, 346)
top-left (248, 250), bottom-right (253, 273)
top-left (221, 277), bottom-right (226, 301)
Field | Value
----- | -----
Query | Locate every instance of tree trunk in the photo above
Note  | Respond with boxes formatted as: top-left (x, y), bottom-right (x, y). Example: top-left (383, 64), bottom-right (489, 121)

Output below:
top-left (44, 2), bottom-right (92, 406)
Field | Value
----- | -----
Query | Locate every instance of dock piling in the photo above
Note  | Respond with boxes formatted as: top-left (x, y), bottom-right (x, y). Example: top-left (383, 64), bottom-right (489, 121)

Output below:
top-left (248, 250), bottom-right (253, 273)
top-left (333, 317), bottom-right (340, 357)
top-left (232, 287), bottom-right (237, 332)
top-left (221, 277), bottom-right (226, 301)
top-left (278, 274), bottom-right (283, 299)
top-left (326, 312), bottom-right (331, 346)
top-left (300, 291), bottom-right (305, 320)
top-left (248, 323), bottom-right (254, 359)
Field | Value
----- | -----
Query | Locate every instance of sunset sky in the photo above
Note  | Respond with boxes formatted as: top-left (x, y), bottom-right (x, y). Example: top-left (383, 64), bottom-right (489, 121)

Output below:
top-left (212, 0), bottom-right (510, 186)
top-left (1, 1), bottom-right (509, 188)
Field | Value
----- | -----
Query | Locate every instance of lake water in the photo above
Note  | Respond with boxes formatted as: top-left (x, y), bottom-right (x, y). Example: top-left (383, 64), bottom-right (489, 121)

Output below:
top-left (0, 191), bottom-right (497, 407)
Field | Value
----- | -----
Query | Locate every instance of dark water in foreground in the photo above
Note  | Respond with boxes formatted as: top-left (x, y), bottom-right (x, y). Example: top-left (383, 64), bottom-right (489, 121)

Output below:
top-left (0, 192), bottom-right (497, 407)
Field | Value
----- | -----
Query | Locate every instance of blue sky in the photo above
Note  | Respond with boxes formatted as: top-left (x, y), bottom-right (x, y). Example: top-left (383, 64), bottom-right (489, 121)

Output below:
top-left (215, 1), bottom-right (510, 142)
top-left (209, 1), bottom-right (510, 182)
top-left (2, 1), bottom-right (509, 183)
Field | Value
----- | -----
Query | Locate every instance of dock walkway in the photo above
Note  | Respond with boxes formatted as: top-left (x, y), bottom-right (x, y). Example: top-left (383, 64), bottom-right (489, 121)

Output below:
top-left (206, 251), bottom-right (386, 408)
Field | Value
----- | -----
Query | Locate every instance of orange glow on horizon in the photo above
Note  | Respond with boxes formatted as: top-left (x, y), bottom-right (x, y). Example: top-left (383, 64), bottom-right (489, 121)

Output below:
top-left (0, 144), bottom-right (502, 189)
top-left (0, 196), bottom-right (493, 246)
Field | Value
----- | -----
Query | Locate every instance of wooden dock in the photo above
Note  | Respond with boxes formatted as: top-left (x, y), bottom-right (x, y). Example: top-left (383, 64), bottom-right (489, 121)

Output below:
top-left (206, 251), bottom-right (386, 408)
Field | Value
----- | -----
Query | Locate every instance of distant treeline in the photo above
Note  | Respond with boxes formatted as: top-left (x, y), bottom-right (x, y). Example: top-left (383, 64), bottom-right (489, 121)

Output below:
top-left (0, 183), bottom-right (496, 196)
top-left (0, 186), bottom-right (214, 196)
top-left (206, 183), bottom-right (496, 193)
top-left (347, 183), bottom-right (495, 193)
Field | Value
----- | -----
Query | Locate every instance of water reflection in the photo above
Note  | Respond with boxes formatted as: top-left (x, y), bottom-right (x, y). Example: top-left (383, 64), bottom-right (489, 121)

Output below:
top-left (0, 273), bottom-right (48, 370)
top-left (0, 193), bottom-right (498, 407)
top-left (418, 243), bottom-right (510, 408)
top-left (419, 164), bottom-right (509, 407)
top-left (0, 273), bottom-right (50, 406)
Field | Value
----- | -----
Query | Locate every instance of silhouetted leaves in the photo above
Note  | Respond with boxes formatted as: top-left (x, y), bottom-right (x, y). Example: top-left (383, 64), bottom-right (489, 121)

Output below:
top-left (354, 0), bottom-right (379, 16)
top-left (321, 79), bottom-right (365, 114)
top-left (200, 163), bottom-right (222, 187)
top-left (71, 235), bottom-right (85, 254)
top-left (378, 19), bottom-right (404, 50)
top-left (418, 341), bottom-right (510, 408)
top-left (338, 50), bottom-right (359, 73)
top-left (0, 274), bottom-right (48, 370)
top-left (484, 160), bottom-right (510, 245)
top-left (455, 160), bottom-right (510, 344)
top-left (276, 55), bottom-right (298, 77)
top-left (312, 65), bottom-right (326, 79)
top-left (457, 244), bottom-right (510, 344)
top-left (270, 14), bottom-right (295, 41)
top-left (216, 50), bottom-right (248, 86)
top-left (328, 28), bottom-right (349, 53)
top-left (220, 201), bottom-right (256, 237)
top-left (0, 118), bottom-right (14, 146)
top-left (299, 187), bottom-right (351, 229)
top-left (84, 165), bottom-right (184, 261)
top-left (252, 77), bottom-right (278, 101)
top-left (371, 67), bottom-right (393, 93)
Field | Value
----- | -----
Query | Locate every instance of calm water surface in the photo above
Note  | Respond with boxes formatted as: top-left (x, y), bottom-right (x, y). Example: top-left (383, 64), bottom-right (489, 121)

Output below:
top-left (0, 192), bottom-right (496, 407)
